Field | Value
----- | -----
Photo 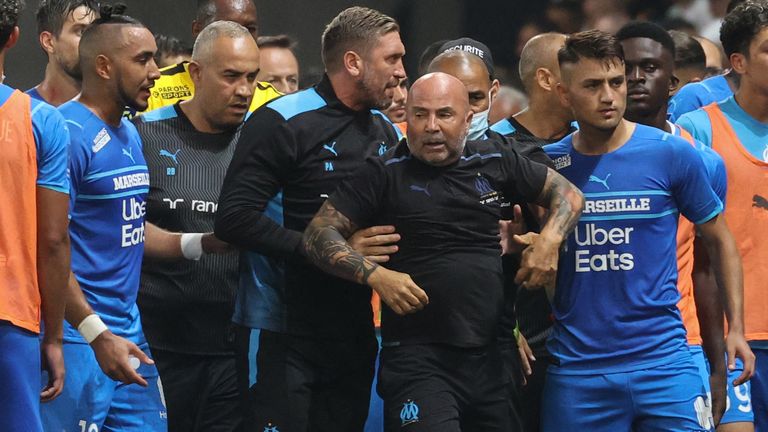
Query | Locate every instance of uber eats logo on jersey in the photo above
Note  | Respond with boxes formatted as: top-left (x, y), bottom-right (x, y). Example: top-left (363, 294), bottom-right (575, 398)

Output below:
top-left (121, 197), bottom-right (146, 247)
top-left (574, 223), bottom-right (634, 272)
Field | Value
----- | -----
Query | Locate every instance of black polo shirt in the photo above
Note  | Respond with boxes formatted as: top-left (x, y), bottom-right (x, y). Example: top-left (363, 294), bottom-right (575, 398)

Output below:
top-left (329, 138), bottom-right (549, 347)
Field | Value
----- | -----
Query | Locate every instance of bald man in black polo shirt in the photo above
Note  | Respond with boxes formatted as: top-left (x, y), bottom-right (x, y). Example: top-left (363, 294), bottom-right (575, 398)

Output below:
top-left (302, 73), bottom-right (584, 432)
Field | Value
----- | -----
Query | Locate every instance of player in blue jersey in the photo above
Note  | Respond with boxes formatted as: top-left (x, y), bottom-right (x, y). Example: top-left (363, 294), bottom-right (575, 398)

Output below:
top-left (540, 30), bottom-right (746, 431)
top-left (0, 2), bottom-right (71, 431)
top-left (667, 1), bottom-right (752, 122)
top-left (40, 6), bottom-right (168, 431)
top-left (678, 3), bottom-right (768, 431)
top-left (618, 21), bottom-right (755, 431)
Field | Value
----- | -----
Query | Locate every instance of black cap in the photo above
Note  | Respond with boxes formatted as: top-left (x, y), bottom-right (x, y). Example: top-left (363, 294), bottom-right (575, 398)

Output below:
top-left (439, 37), bottom-right (495, 78)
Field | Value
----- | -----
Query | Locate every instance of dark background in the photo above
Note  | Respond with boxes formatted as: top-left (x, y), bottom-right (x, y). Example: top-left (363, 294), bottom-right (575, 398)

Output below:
top-left (5, 0), bottom-right (539, 90)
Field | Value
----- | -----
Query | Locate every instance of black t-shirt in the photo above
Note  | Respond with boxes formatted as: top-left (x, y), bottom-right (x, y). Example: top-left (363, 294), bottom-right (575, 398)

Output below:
top-left (133, 103), bottom-right (240, 355)
top-left (329, 138), bottom-right (549, 347)
top-left (215, 75), bottom-right (401, 339)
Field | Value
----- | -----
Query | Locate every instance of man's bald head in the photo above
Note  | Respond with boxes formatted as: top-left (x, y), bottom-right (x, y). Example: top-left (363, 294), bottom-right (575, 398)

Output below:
top-left (428, 50), bottom-right (490, 82)
top-left (194, 0), bottom-right (257, 39)
top-left (407, 72), bottom-right (472, 166)
top-left (427, 50), bottom-right (499, 115)
top-left (409, 72), bottom-right (470, 112)
top-left (519, 32), bottom-right (567, 93)
top-left (192, 19), bottom-right (254, 64)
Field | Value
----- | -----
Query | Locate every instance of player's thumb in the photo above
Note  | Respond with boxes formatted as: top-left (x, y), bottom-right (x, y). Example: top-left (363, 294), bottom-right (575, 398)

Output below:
top-left (513, 233), bottom-right (536, 246)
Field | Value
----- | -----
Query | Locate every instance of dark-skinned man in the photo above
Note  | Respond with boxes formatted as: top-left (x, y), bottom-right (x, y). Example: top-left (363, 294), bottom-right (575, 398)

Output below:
top-left (133, 21), bottom-right (259, 432)
top-left (542, 30), bottom-right (746, 431)
top-left (143, 0), bottom-right (280, 115)
top-left (302, 71), bottom-right (584, 432)
top-left (618, 20), bottom-right (755, 431)
top-left (428, 38), bottom-right (499, 140)
top-left (28, 0), bottom-right (97, 106)
top-left (0, 1), bottom-right (70, 430)
top-left (40, 6), bottom-right (168, 431)
top-left (215, 7), bottom-right (405, 431)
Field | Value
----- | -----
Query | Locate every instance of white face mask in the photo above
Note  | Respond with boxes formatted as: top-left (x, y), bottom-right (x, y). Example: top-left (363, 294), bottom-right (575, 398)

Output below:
top-left (467, 90), bottom-right (493, 140)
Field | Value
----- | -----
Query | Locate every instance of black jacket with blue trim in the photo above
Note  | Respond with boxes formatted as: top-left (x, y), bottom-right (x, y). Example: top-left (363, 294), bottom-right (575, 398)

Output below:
top-left (215, 75), bottom-right (401, 338)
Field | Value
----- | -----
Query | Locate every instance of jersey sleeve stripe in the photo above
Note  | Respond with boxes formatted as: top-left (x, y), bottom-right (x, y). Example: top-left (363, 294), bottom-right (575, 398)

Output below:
top-left (83, 165), bottom-right (149, 182)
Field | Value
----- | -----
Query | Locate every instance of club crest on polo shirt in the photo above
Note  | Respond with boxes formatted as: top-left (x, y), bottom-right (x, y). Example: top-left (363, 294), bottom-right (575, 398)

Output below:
top-left (92, 127), bottom-right (111, 152)
top-left (475, 173), bottom-right (501, 204)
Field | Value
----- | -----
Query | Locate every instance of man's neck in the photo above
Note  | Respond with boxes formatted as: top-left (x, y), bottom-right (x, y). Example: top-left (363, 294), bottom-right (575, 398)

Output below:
top-left (735, 80), bottom-right (768, 124)
top-left (77, 85), bottom-right (124, 127)
top-left (327, 72), bottom-right (367, 111)
top-left (628, 103), bottom-right (668, 132)
top-left (514, 97), bottom-right (572, 140)
top-left (573, 118), bottom-right (635, 155)
top-left (35, 63), bottom-right (80, 106)
top-left (179, 98), bottom-right (233, 134)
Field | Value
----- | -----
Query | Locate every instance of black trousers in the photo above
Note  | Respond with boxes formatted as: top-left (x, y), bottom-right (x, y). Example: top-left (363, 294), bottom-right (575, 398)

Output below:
top-left (378, 343), bottom-right (523, 432)
top-left (152, 349), bottom-right (243, 432)
top-left (235, 327), bottom-right (378, 432)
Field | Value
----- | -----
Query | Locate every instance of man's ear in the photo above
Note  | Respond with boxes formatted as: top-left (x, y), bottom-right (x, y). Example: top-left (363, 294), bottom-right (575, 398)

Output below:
top-left (669, 74), bottom-right (680, 96)
top-left (188, 61), bottom-right (202, 83)
top-left (39, 30), bottom-right (55, 55)
top-left (343, 51), bottom-right (363, 77)
top-left (537, 68), bottom-right (555, 92)
top-left (490, 79), bottom-right (501, 101)
top-left (4, 26), bottom-right (19, 51)
top-left (94, 54), bottom-right (111, 80)
top-left (730, 52), bottom-right (747, 75)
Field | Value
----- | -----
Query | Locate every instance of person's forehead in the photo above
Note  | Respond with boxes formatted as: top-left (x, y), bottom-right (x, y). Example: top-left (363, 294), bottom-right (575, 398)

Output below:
top-left (749, 27), bottom-right (768, 48)
top-left (437, 62), bottom-right (489, 89)
top-left (620, 37), bottom-right (670, 62)
top-left (411, 82), bottom-right (466, 107)
top-left (370, 31), bottom-right (404, 53)
top-left (261, 46), bottom-right (297, 63)
top-left (564, 57), bottom-right (624, 79)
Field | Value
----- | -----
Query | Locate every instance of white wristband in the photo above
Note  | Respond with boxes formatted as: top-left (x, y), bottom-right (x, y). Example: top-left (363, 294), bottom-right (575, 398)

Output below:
top-left (180, 233), bottom-right (205, 261)
top-left (77, 314), bottom-right (108, 344)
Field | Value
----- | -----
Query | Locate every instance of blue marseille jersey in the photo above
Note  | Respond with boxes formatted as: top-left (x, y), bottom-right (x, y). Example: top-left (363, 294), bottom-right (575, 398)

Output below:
top-left (60, 101), bottom-right (149, 344)
top-left (669, 75), bottom-right (733, 122)
top-left (0, 85), bottom-right (70, 193)
top-left (543, 124), bottom-right (723, 374)
top-left (677, 96), bottom-right (768, 162)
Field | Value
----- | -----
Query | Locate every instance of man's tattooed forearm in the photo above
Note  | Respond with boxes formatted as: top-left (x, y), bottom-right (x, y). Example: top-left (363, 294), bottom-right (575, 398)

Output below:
top-left (538, 169), bottom-right (585, 239)
top-left (302, 202), bottom-right (379, 285)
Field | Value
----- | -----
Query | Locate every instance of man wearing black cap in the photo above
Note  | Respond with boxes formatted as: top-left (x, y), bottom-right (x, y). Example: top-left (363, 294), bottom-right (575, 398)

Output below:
top-left (429, 38), bottom-right (500, 140)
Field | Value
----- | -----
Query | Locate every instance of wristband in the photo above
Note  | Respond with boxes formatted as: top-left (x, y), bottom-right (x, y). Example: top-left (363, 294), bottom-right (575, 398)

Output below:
top-left (180, 233), bottom-right (204, 260)
top-left (77, 314), bottom-right (108, 343)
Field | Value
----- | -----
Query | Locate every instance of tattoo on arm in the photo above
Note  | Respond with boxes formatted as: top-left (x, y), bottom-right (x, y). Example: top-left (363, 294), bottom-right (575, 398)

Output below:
top-left (302, 201), bottom-right (380, 285)
top-left (536, 168), bottom-right (585, 240)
